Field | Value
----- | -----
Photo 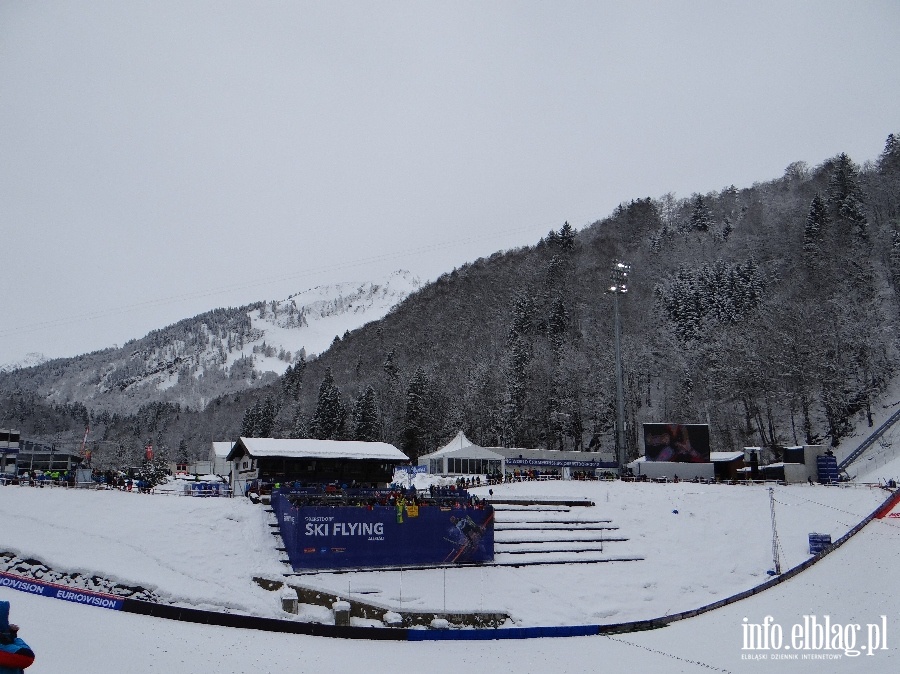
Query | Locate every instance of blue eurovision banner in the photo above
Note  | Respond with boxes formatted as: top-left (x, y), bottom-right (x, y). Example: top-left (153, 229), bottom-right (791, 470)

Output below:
top-left (0, 571), bottom-right (124, 610)
top-left (272, 493), bottom-right (494, 570)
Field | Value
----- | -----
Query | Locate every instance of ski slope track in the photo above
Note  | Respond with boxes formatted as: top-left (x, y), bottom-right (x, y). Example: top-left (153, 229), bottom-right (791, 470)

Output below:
top-left (839, 408), bottom-right (900, 473)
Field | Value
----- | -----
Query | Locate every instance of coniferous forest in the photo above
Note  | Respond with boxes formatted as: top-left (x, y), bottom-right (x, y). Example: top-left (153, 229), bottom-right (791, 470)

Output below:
top-left (3, 136), bottom-right (900, 468)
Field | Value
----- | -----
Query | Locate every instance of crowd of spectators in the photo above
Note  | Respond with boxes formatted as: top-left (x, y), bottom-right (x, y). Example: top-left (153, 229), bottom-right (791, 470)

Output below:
top-left (276, 479), bottom-right (488, 512)
top-left (487, 468), bottom-right (605, 483)
top-left (1, 469), bottom-right (76, 487)
top-left (0, 468), bottom-right (154, 493)
top-left (90, 469), bottom-right (154, 493)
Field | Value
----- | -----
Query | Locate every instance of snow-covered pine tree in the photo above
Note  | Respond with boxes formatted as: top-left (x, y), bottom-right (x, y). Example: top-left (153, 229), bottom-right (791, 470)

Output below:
top-left (803, 194), bottom-right (827, 266)
top-left (240, 403), bottom-right (258, 437)
top-left (504, 290), bottom-right (537, 443)
top-left (402, 367), bottom-right (431, 461)
top-left (558, 221), bottom-right (577, 250)
top-left (504, 332), bottom-right (530, 442)
top-left (547, 294), bottom-right (569, 352)
top-left (310, 369), bottom-right (346, 440)
top-left (282, 363), bottom-right (294, 389)
top-left (256, 397), bottom-right (277, 437)
top-left (353, 386), bottom-right (381, 442)
top-left (827, 153), bottom-right (868, 241)
top-left (383, 350), bottom-right (400, 385)
top-left (735, 258), bottom-right (763, 313)
top-left (720, 216), bottom-right (733, 242)
top-left (878, 133), bottom-right (900, 175)
top-left (689, 194), bottom-right (714, 232)
top-left (137, 447), bottom-right (170, 487)
top-left (545, 255), bottom-right (565, 292)
top-left (545, 228), bottom-right (560, 248)
top-left (281, 355), bottom-right (306, 399)
top-left (508, 292), bottom-right (536, 342)
top-left (888, 227), bottom-right (900, 292)
top-left (289, 405), bottom-right (310, 439)
top-left (176, 439), bottom-right (189, 466)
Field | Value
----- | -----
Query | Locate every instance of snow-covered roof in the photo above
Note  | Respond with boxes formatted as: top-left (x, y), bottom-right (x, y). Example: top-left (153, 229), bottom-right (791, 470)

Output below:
top-left (211, 441), bottom-right (233, 459)
top-left (228, 437), bottom-right (408, 462)
top-left (630, 452), bottom-right (744, 465)
top-left (710, 451), bottom-right (744, 462)
top-left (628, 452), bottom-right (744, 466)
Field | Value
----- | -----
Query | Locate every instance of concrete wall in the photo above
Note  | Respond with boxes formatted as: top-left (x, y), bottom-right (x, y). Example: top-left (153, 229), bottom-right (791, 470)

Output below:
top-left (804, 445), bottom-right (824, 481)
top-left (783, 463), bottom-right (810, 484)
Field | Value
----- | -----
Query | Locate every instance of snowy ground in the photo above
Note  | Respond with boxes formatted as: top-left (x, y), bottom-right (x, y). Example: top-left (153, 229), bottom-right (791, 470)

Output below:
top-left (1, 447), bottom-right (899, 672)
top-left (300, 480), bottom-right (888, 626)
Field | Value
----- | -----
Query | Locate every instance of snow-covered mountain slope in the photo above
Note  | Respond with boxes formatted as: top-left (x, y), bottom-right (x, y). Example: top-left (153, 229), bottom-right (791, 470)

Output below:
top-left (224, 270), bottom-right (422, 375)
top-left (0, 271), bottom-right (421, 413)
top-left (0, 352), bottom-right (49, 373)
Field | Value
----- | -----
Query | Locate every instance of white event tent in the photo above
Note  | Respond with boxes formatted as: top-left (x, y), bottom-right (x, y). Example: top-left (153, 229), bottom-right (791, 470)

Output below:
top-left (418, 431), bottom-right (504, 476)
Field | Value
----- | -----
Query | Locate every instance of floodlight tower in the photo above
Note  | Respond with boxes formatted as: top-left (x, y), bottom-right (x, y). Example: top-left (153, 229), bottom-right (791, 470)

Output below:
top-left (609, 260), bottom-right (631, 474)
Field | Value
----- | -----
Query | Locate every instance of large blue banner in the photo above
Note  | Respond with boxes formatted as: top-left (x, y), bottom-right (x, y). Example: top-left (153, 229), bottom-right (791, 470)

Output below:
top-left (272, 493), bottom-right (494, 570)
top-left (505, 458), bottom-right (617, 468)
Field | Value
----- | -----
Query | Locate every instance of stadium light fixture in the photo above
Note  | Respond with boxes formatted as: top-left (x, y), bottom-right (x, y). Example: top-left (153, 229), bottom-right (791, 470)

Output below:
top-left (610, 260), bottom-right (630, 474)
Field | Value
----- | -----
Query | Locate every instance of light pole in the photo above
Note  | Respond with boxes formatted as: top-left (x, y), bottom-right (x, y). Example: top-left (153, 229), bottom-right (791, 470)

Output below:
top-left (609, 261), bottom-right (630, 475)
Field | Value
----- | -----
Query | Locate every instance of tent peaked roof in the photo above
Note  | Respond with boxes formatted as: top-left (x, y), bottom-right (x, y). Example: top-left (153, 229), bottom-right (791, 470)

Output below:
top-left (421, 431), bottom-right (504, 461)
top-left (434, 430), bottom-right (475, 455)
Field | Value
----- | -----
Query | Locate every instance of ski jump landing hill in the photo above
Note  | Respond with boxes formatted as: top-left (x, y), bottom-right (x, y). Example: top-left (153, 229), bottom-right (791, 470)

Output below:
top-left (2, 485), bottom-right (899, 641)
top-left (3, 417), bottom-right (899, 642)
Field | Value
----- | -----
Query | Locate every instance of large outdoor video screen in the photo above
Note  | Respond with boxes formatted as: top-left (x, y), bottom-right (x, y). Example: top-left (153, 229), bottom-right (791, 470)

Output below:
top-left (643, 423), bottom-right (710, 463)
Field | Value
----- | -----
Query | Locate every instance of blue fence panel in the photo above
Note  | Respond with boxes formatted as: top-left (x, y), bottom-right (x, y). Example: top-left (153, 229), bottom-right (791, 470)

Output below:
top-left (190, 482), bottom-right (224, 497)
top-left (808, 532), bottom-right (832, 554)
top-left (272, 492), bottom-right (494, 570)
top-left (817, 455), bottom-right (839, 484)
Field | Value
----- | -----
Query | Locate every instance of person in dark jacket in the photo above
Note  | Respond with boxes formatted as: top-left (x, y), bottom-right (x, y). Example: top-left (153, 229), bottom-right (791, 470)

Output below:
top-left (0, 600), bottom-right (35, 673)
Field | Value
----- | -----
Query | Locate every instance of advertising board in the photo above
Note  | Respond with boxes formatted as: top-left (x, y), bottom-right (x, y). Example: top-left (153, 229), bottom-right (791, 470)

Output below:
top-left (272, 492), bottom-right (494, 570)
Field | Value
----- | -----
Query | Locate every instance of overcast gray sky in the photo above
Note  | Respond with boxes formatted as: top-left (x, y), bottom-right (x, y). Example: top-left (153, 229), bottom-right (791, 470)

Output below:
top-left (1, 1), bottom-right (898, 365)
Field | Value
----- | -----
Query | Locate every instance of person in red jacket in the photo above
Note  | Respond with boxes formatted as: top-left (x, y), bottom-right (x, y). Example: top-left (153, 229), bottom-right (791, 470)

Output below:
top-left (0, 600), bottom-right (34, 673)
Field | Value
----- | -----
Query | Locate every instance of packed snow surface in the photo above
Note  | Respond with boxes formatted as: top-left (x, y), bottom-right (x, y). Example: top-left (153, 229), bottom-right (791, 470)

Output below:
top-left (1, 449), bottom-right (900, 672)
